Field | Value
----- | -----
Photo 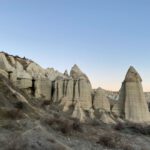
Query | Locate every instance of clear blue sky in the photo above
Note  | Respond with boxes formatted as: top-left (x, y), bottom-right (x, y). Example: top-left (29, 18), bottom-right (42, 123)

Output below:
top-left (0, 0), bottom-right (150, 91)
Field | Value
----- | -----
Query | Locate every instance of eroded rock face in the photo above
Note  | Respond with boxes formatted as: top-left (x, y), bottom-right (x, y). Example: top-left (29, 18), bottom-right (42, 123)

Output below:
top-left (70, 65), bottom-right (92, 110)
top-left (65, 79), bottom-right (74, 100)
top-left (93, 88), bottom-right (110, 112)
top-left (53, 79), bottom-right (64, 102)
top-left (113, 66), bottom-right (150, 123)
top-left (0, 52), bottom-right (149, 124)
top-left (34, 79), bottom-right (52, 100)
top-left (50, 65), bottom-right (93, 121)
top-left (0, 52), bottom-right (66, 100)
top-left (78, 79), bottom-right (92, 110)
top-left (52, 65), bottom-right (92, 111)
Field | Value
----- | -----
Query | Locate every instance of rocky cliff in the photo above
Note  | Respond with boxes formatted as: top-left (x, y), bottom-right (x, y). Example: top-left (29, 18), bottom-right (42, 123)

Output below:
top-left (0, 52), bottom-right (150, 124)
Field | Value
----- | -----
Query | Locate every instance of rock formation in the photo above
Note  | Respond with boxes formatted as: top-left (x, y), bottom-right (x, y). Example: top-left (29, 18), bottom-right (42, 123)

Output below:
top-left (51, 64), bottom-right (93, 120)
top-left (0, 52), bottom-right (149, 124)
top-left (0, 52), bottom-right (66, 100)
top-left (93, 88), bottom-right (110, 112)
top-left (112, 66), bottom-right (150, 123)
top-left (70, 64), bottom-right (92, 110)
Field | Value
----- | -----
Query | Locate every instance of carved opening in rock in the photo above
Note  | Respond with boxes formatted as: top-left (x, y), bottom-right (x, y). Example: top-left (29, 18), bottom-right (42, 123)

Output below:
top-left (51, 81), bottom-right (55, 100)
top-left (72, 80), bottom-right (75, 99)
top-left (148, 103), bottom-right (150, 112)
top-left (8, 71), bottom-right (13, 80)
top-left (31, 79), bottom-right (36, 96)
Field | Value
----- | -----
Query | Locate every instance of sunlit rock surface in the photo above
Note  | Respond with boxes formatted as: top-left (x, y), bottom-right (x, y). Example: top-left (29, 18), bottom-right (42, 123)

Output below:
top-left (113, 66), bottom-right (150, 123)
top-left (0, 52), bottom-right (149, 124)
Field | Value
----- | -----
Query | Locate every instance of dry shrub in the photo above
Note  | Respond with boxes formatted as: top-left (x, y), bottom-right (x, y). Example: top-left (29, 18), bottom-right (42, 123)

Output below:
top-left (126, 123), bottom-right (150, 135)
top-left (1, 121), bottom-right (22, 131)
top-left (90, 119), bottom-right (102, 126)
top-left (72, 120), bottom-right (82, 131)
top-left (115, 122), bottom-right (150, 136)
top-left (122, 144), bottom-right (135, 150)
top-left (14, 102), bottom-right (24, 109)
top-left (97, 132), bottom-right (134, 150)
top-left (47, 138), bottom-right (56, 143)
top-left (49, 144), bottom-right (69, 150)
top-left (45, 116), bottom-right (82, 135)
top-left (114, 122), bottom-right (125, 130)
top-left (5, 109), bottom-right (24, 119)
top-left (41, 100), bottom-right (50, 106)
top-left (5, 133), bottom-right (26, 150)
top-left (97, 132), bottom-right (121, 148)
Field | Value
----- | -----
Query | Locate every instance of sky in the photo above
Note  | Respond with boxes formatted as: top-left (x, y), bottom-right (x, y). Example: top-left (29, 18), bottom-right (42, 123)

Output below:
top-left (0, 0), bottom-right (150, 91)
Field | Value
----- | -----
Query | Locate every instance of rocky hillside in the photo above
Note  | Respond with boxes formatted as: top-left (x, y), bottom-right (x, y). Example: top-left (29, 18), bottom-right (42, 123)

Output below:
top-left (0, 51), bottom-right (150, 150)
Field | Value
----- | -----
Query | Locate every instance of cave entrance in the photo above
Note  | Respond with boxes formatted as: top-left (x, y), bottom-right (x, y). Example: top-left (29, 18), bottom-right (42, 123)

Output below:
top-left (8, 71), bottom-right (13, 80)
top-left (51, 81), bottom-right (55, 100)
top-left (148, 103), bottom-right (150, 112)
top-left (31, 79), bottom-right (36, 96)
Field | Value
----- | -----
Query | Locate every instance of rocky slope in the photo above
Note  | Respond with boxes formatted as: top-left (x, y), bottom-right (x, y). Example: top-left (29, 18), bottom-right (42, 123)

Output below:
top-left (0, 51), bottom-right (150, 150)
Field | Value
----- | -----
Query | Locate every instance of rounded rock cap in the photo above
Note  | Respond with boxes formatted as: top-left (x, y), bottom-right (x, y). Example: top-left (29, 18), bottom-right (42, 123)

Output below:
top-left (124, 66), bottom-right (142, 82)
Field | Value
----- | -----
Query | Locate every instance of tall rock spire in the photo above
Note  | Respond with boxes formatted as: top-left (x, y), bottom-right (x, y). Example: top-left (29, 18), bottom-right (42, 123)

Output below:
top-left (124, 66), bottom-right (142, 82)
top-left (113, 66), bottom-right (150, 123)
top-left (70, 64), bottom-right (83, 79)
top-left (70, 64), bottom-right (92, 110)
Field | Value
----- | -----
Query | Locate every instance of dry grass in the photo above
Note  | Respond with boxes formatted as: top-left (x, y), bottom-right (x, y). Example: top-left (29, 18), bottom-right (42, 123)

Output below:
top-left (41, 100), bottom-right (50, 107)
top-left (97, 132), bottom-right (121, 148)
top-left (0, 108), bottom-right (25, 119)
top-left (5, 133), bottom-right (25, 150)
top-left (97, 132), bottom-right (134, 150)
top-left (14, 102), bottom-right (24, 109)
top-left (114, 122), bottom-right (150, 136)
top-left (45, 116), bottom-right (82, 135)
top-left (114, 122), bottom-right (126, 130)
